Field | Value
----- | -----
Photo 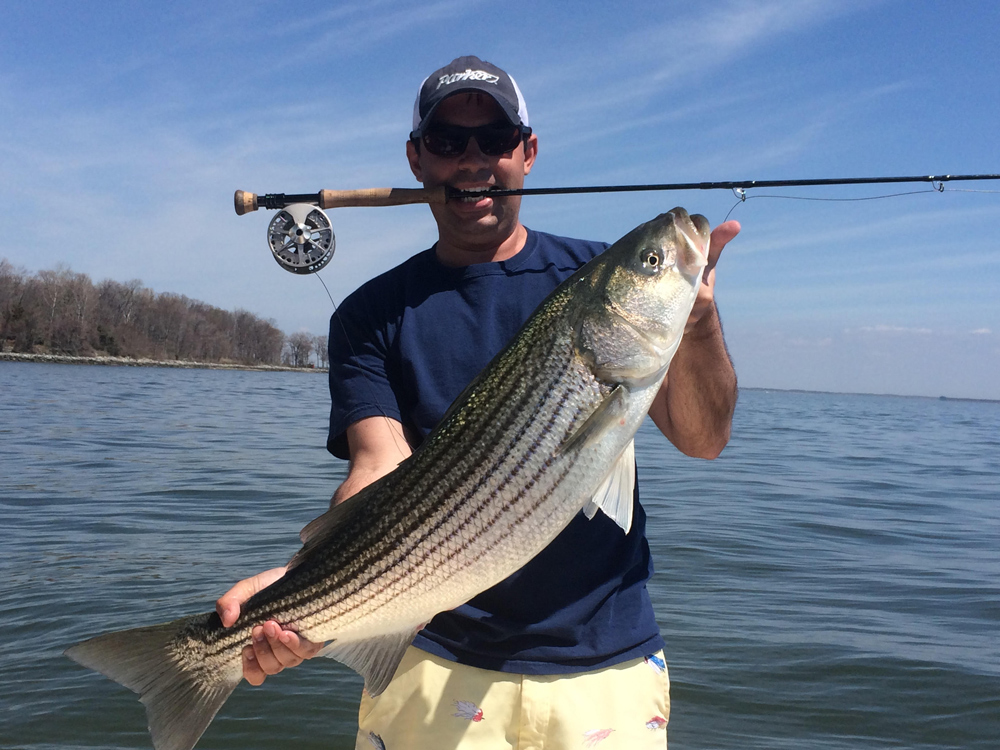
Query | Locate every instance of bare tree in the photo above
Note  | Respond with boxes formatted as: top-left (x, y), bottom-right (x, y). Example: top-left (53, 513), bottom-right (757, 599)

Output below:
top-left (0, 258), bottom-right (293, 366)
top-left (286, 331), bottom-right (314, 367)
top-left (314, 334), bottom-right (328, 368)
top-left (0, 260), bottom-right (33, 351)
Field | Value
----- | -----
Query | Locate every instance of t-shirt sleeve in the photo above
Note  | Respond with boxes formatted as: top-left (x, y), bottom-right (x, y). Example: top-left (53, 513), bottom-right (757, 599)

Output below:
top-left (326, 286), bottom-right (402, 459)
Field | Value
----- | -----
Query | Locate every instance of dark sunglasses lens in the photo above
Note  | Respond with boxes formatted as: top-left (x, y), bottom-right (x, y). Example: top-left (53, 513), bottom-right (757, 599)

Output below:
top-left (422, 129), bottom-right (467, 157)
top-left (422, 124), bottom-right (521, 157)
top-left (476, 125), bottom-right (522, 155)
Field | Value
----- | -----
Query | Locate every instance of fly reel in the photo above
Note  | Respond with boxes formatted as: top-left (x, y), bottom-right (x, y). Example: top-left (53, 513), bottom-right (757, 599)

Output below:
top-left (266, 203), bottom-right (335, 274)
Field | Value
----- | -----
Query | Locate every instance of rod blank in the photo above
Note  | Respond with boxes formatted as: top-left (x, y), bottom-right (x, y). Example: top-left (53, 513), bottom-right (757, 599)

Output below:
top-left (234, 174), bottom-right (1000, 214)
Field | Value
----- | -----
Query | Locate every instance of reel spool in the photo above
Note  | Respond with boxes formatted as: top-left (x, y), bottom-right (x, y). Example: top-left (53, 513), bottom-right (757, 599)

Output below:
top-left (266, 203), bottom-right (335, 274)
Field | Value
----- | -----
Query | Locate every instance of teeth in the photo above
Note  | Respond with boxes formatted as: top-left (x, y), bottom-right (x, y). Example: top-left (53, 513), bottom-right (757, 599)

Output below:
top-left (458, 187), bottom-right (494, 202)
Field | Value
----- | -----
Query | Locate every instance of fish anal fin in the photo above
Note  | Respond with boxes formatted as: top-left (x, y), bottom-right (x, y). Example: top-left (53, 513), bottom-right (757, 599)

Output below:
top-left (317, 628), bottom-right (417, 697)
top-left (582, 439), bottom-right (635, 534)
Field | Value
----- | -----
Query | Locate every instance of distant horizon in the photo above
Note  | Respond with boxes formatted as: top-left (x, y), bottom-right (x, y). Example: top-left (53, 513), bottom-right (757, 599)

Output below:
top-left (738, 385), bottom-right (1000, 404)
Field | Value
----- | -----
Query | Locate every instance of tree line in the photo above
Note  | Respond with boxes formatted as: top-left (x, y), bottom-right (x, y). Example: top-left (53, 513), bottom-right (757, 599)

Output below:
top-left (0, 259), bottom-right (328, 368)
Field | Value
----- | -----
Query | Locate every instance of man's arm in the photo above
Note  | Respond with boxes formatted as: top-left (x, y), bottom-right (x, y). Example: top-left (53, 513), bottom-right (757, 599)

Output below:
top-left (215, 416), bottom-right (412, 685)
top-left (648, 221), bottom-right (740, 459)
top-left (332, 416), bottom-right (412, 505)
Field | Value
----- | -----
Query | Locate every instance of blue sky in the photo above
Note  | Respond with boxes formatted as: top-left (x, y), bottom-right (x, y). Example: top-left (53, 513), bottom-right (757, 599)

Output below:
top-left (2, 1), bottom-right (998, 399)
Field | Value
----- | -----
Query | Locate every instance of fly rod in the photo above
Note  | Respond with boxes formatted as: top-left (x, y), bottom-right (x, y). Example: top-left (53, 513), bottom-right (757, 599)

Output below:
top-left (234, 173), bottom-right (1000, 215)
top-left (241, 173), bottom-right (1000, 275)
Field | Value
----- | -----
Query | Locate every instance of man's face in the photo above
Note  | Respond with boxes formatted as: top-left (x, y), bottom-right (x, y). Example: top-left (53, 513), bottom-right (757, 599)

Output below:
top-left (406, 92), bottom-right (537, 259)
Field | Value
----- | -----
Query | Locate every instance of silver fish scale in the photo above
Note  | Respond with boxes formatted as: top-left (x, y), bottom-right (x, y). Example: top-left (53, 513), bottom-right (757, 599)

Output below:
top-left (235, 283), bottom-right (614, 644)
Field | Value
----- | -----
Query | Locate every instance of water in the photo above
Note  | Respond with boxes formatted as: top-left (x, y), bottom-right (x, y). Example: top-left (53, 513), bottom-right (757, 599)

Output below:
top-left (1, 362), bottom-right (997, 749)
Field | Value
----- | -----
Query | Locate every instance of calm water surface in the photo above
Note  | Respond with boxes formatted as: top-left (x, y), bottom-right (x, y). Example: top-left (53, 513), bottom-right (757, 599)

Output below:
top-left (1, 362), bottom-right (997, 749)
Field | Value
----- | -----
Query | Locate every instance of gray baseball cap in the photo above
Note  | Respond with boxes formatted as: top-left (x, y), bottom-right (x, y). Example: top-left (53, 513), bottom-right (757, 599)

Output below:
top-left (410, 55), bottom-right (530, 138)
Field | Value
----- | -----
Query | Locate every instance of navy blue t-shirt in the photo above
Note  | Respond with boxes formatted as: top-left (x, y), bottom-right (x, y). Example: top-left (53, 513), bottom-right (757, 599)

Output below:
top-left (327, 228), bottom-right (665, 674)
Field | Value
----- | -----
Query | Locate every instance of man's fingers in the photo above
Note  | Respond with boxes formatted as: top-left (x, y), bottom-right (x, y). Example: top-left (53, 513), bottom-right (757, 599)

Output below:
top-left (260, 621), bottom-right (306, 667)
top-left (279, 628), bottom-right (326, 659)
top-left (215, 567), bottom-right (288, 628)
top-left (263, 621), bottom-right (324, 662)
top-left (243, 646), bottom-right (267, 686)
top-left (241, 620), bottom-right (324, 683)
top-left (218, 602), bottom-right (240, 629)
top-left (707, 220), bottom-right (740, 273)
top-left (250, 624), bottom-right (288, 675)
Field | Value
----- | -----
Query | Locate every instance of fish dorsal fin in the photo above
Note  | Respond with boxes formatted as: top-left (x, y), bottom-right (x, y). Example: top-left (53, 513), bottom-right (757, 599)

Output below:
top-left (289, 478), bottom-right (382, 572)
top-left (298, 500), bottom-right (350, 546)
top-left (317, 629), bottom-right (418, 696)
top-left (582, 439), bottom-right (635, 534)
top-left (286, 500), bottom-right (353, 572)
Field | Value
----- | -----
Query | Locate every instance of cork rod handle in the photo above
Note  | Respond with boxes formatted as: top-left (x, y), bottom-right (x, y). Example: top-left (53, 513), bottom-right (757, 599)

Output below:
top-left (319, 187), bottom-right (447, 208)
top-left (233, 188), bottom-right (447, 215)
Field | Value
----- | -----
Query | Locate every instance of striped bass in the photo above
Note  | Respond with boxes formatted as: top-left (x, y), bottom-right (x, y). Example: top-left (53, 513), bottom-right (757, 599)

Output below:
top-left (65, 207), bottom-right (710, 750)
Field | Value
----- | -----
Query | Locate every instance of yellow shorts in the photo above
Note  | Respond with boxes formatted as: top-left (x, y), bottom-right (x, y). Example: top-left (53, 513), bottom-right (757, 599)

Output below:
top-left (355, 646), bottom-right (670, 750)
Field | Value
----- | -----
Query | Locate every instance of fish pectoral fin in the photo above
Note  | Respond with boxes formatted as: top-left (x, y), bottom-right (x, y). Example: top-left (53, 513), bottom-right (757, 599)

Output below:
top-left (317, 628), bottom-right (418, 697)
top-left (582, 439), bottom-right (635, 534)
top-left (559, 384), bottom-right (629, 457)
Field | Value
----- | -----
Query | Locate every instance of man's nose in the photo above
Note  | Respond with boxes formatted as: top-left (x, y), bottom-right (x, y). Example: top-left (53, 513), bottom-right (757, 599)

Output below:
top-left (458, 136), bottom-right (490, 164)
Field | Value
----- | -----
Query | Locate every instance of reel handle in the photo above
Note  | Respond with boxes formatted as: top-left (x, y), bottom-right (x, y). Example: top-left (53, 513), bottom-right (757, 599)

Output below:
top-left (234, 187), bottom-right (447, 215)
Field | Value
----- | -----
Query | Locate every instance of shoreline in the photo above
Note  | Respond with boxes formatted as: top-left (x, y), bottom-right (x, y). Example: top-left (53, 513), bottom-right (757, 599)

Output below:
top-left (0, 351), bottom-right (327, 373)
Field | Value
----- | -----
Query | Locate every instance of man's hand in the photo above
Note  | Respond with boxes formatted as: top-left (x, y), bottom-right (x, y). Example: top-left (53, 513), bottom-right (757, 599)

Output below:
top-left (686, 220), bottom-right (740, 334)
top-left (215, 567), bottom-right (324, 686)
top-left (649, 219), bottom-right (740, 458)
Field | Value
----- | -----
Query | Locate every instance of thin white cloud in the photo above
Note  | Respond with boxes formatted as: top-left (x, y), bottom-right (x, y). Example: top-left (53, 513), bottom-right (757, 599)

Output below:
top-left (263, 0), bottom-right (482, 69)
top-left (844, 325), bottom-right (998, 338)
top-left (628, 0), bottom-right (854, 82)
top-left (532, 0), bottom-right (869, 128)
top-left (857, 325), bottom-right (934, 335)
top-left (787, 336), bottom-right (834, 348)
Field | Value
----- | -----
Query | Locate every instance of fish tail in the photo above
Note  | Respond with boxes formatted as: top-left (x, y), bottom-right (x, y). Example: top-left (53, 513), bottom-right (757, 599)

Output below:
top-left (65, 614), bottom-right (241, 750)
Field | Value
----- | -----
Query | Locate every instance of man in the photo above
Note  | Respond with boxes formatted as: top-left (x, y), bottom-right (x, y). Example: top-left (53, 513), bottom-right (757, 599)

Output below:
top-left (218, 56), bottom-right (738, 748)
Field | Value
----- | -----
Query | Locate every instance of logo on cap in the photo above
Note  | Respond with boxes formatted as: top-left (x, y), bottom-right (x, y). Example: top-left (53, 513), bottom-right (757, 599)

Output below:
top-left (436, 69), bottom-right (500, 90)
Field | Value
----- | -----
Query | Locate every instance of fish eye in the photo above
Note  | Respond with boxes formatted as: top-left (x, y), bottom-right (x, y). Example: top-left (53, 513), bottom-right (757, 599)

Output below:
top-left (640, 248), bottom-right (664, 273)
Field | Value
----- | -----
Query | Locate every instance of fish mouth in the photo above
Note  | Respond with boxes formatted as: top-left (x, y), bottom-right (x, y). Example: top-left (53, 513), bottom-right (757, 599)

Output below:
top-left (670, 210), bottom-right (710, 275)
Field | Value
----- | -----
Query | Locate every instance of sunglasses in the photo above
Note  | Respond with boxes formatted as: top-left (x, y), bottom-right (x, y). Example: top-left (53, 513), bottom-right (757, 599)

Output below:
top-left (417, 121), bottom-right (530, 157)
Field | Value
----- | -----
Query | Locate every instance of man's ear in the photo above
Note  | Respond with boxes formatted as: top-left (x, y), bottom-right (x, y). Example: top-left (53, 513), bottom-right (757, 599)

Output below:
top-left (522, 133), bottom-right (538, 175)
top-left (406, 140), bottom-right (424, 182)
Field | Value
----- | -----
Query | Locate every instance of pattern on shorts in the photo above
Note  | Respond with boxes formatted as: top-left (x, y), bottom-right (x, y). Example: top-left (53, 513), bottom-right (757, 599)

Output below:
top-left (453, 699), bottom-right (485, 722)
top-left (644, 653), bottom-right (666, 674)
top-left (583, 728), bottom-right (615, 747)
top-left (645, 715), bottom-right (667, 730)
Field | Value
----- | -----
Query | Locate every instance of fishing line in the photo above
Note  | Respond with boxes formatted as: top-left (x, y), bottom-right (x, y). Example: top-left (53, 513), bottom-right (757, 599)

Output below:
top-left (722, 187), bottom-right (950, 222)
top-left (314, 271), bottom-right (412, 464)
top-left (942, 188), bottom-right (1000, 194)
top-left (315, 272), bottom-right (337, 309)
